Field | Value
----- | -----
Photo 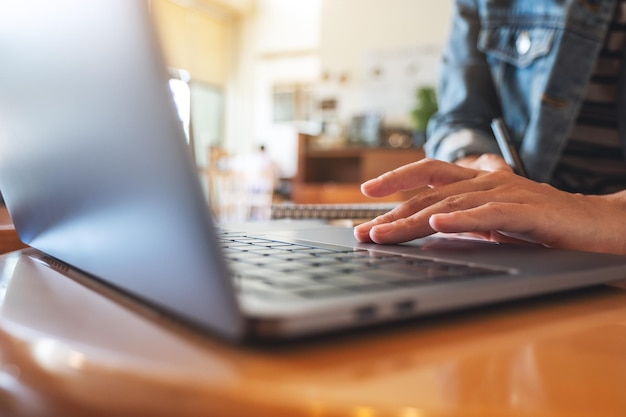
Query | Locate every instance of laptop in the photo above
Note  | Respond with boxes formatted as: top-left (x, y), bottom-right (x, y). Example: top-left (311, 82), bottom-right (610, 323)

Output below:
top-left (1, 0), bottom-right (625, 342)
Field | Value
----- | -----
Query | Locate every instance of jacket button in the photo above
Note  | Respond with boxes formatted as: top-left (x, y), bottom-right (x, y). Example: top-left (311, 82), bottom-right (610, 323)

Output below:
top-left (516, 31), bottom-right (531, 55)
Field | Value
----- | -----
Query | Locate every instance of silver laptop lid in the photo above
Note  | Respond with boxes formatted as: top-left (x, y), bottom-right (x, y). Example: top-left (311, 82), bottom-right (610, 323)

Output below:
top-left (0, 0), bottom-right (244, 339)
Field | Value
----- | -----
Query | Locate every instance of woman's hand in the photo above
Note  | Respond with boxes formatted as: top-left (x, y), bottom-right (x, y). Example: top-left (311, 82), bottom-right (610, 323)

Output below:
top-left (455, 153), bottom-right (512, 172)
top-left (353, 158), bottom-right (626, 255)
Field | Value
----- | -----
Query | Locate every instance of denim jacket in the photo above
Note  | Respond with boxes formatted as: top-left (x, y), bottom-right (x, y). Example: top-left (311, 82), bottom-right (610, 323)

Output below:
top-left (425, 0), bottom-right (626, 182)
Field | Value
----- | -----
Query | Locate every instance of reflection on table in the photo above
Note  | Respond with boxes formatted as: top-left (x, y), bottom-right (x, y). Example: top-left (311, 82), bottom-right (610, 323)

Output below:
top-left (1, 247), bottom-right (626, 416)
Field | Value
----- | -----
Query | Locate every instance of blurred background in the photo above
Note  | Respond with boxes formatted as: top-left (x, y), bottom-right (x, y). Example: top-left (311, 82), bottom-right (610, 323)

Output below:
top-left (150, 0), bottom-right (452, 220)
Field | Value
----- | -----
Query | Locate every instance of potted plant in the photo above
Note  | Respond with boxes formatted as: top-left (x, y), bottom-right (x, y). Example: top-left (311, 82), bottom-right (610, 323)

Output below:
top-left (410, 86), bottom-right (438, 147)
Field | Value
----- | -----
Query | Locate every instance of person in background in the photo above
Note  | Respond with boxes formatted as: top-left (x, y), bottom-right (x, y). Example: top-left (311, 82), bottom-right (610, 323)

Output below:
top-left (354, 0), bottom-right (626, 255)
top-left (229, 145), bottom-right (280, 220)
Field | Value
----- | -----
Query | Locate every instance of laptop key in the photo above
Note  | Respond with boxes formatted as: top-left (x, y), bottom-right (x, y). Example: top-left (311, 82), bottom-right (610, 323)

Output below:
top-left (222, 234), bottom-right (513, 299)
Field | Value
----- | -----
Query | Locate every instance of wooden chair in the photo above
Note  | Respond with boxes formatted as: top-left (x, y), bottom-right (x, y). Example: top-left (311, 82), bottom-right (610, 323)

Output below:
top-left (205, 147), bottom-right (276, 222)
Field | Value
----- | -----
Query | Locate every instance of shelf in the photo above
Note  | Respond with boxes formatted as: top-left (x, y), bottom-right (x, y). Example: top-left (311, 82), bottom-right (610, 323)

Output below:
top-left (293, 133), bottom-right (425, 204)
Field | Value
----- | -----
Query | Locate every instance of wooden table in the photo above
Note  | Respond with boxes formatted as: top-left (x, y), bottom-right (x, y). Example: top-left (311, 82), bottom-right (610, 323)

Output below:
top-left (0, 206), bottom-right (27, 254)
top-left (1, 209), bottom-right (626, 416)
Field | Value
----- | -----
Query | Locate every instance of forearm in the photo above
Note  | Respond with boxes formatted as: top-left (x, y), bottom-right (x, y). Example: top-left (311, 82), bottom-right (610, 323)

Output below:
top-left (425, 0), bottom-right (501, 162)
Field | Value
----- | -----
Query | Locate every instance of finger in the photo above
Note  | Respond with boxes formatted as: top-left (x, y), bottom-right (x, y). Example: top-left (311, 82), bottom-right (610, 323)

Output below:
top-left (354, 209), bottom-right (435, 243)
top-left (366, 216), bottom-right (437, 244)
top-left (355, 188), bottom-right (433, 242)
top-left (428, 203), bottom-right (544, 244)
top-left (356, 169), bottom-right (534, 244)
top-left (354, 207), bottom-right (414, 242)
top-left (361, 158), bottom-right (479, 198)
top-left (363, 189), bottom-right (496, 244)
top-left (444, 230), bottom-right (543, 246)
top-left (355, 176), bottom-right (508, 243)
top-left (353, 225), bottom-right (374, 242)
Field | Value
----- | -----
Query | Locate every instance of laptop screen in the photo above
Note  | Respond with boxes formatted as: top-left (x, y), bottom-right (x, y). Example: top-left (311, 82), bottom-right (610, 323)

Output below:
top-left (0, 0), bottom-right (244, 340)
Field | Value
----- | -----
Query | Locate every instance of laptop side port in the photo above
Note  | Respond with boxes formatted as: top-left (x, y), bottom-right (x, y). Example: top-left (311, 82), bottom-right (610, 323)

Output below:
top-left (394, 300), bottom-right (416, 316)
top-left (354, 305), bottom-right (378, 322)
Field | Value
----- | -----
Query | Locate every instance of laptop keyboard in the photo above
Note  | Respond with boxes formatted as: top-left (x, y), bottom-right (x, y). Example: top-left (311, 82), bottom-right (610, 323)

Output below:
top-left (218, 231), bottom-right (511, 299)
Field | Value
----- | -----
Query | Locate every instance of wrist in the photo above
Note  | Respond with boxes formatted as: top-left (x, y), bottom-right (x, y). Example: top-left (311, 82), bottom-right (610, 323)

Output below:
top-left (585, 194), bottom-right (626, 255)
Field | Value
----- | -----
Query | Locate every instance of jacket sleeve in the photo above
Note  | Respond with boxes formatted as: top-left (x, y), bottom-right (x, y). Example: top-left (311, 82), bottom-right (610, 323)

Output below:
top-left (425, 0), bottom-right (502, 162)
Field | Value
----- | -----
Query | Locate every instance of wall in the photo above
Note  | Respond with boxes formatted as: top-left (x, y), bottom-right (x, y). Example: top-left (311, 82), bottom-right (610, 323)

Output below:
top-left (152, 0), bottom-right (240, 173)
top-left (151, 0), bottom-right (231, 86)
top-left (152, 0), bottom-right (453, 178)
top-left (229, 0), bottom-right (453, 178)
top-left (226, 0), bottom-right (321, 177)
top-left (318, 0), bottom-right (453, 126)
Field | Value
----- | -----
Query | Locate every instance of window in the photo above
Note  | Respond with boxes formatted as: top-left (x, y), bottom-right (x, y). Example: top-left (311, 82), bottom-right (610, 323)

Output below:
top-left (272, 84), bottom-right (313, 123)
top-left (168, 68), bottom-right (191, 143)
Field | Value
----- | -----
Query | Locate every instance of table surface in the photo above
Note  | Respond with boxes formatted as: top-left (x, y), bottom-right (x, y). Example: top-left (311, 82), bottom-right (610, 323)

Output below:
top-left (1, 208), bottom-right (626, 417)
top-left (0, 207), bottom-right (27, 254)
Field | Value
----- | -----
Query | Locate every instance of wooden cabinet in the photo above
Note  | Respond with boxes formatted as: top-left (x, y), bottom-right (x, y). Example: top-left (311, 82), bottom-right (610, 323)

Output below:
top-left (292, 133), bottom-right (425, 204)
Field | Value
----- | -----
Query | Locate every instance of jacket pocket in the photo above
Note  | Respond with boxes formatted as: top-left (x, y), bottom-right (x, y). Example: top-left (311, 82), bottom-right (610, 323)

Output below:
top-left (478, 26), bottom-right (556, 68)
